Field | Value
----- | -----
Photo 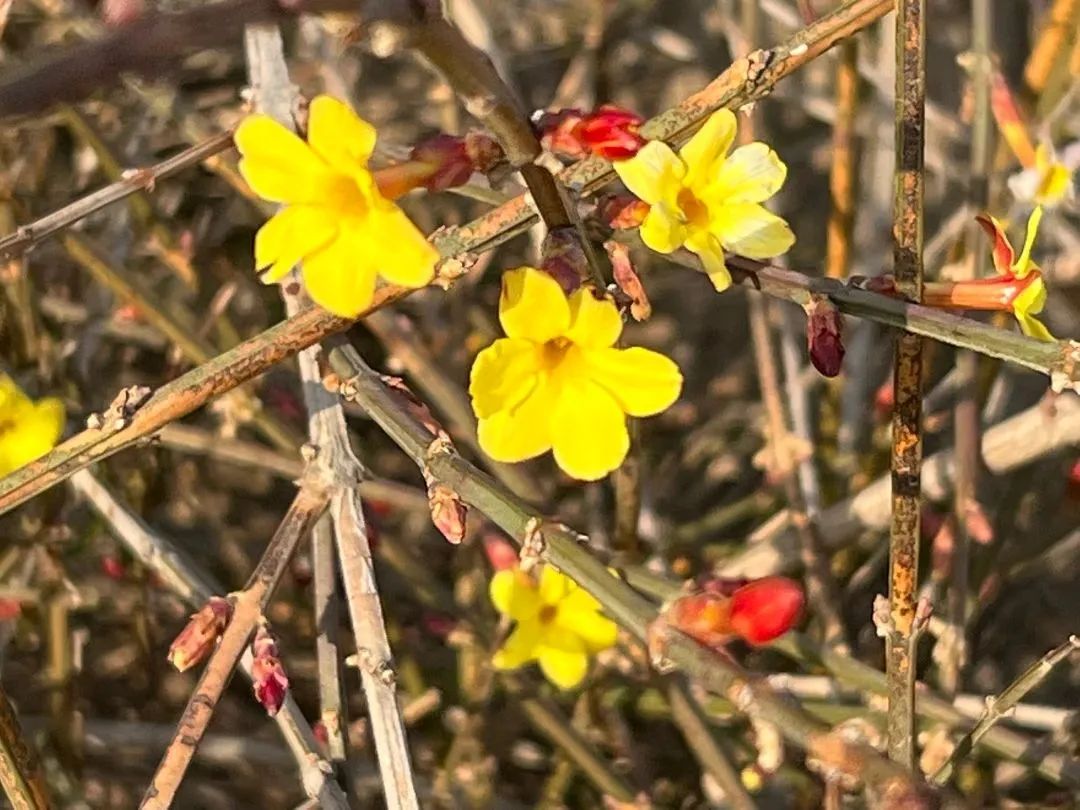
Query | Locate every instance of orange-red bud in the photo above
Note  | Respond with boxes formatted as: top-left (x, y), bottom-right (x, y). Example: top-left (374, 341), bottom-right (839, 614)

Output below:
top-left (426, 481), bottom-right (467, 544)
top-left (167, 596), bottom-right (232, 672)
top-left (596, 194), bottom-right (650, 230)
top-left (251, 624), bottom-right (289, 716)
top-left (728, 577), bottom-right (804, 645)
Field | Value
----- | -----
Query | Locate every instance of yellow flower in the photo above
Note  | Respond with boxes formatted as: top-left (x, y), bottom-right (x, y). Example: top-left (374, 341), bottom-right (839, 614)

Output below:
top-left (0, 376), bottom-right (64, 477)
top-left (613, 109), bottom-right (794, 291)
top-left (1008, 143), bottom-right (1075, 209)
top-left (490, 564), bottom-right (618, 689)
top-left (469, 267), bottom-right (682, 481)
top-left (235, 95), bottom-right (438, 317)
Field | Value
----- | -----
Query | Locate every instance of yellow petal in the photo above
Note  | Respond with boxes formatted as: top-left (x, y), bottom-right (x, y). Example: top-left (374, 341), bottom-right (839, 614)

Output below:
top-left (640, 202), bottom-right (687, 254)
top-left (0, 396), bottom-right (64, 478)
top-left (550, 380), bottom-right (629, 480)
top-left (499, 267), bottom-right (571, 343)
top-left (254, 205), bottom-right (338, 282)
top-left (0, 375), bottom-right (30, 411)
top-left (307, 95), bottom-right (377, 178)
top-left (680, 109), bottom-right (737, 188)
top-left (538, 565), bottom-right (570, 605)
top-left (686, 231), bottom-right (731, 290)
top-left (586, 347), bottom-right (682, 417)
top-left (469, 339), bottom-right (541, 419)
top-left (710, 203), bottom-right (795, 258)
top-left (477, 377), bottom-right (557, 463)
top-left (493, 620), bottom-right (542, 670)
top-left (1013, 206), bottom-right (1043, 278)
top-left (356, 204), bottom-right (437, 287)
top-left (301, 232), bottom-right (377, 317)
top-left (235, 115), bottom-right (340, 204)
top-left (1013, 277), bottom-right (1054, 341)
top-left (614, 140), bottom-right (685, 205)
top-left (536, 630), bottom-right (589, 689)
top-left (705, 142), bottom-right (787, 204)
top-left (555, 602), bottom-right (617, 654)
top-left (564, 288), bottom-right (623, 349)
top-left (1036, 163), bottom-right (1074, 207)
top-left (490, 569), bottom-right (542, 620)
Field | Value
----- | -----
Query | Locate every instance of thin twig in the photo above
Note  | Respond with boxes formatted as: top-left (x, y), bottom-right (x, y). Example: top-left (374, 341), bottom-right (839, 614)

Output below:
top-left (140, 483), bottom-right (330, 810)
top-left (0, 682), bottom-right (52, 810)
top-left (67, 469), bottom-right (349, 808)
top-left (825, 36), bottom-right (859, 280)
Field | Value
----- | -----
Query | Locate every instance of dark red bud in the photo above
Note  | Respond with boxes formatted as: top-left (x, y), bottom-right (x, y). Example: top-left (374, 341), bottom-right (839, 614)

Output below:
top-left (805, 295), bottom-right (845, 378)
top-left (251, 624), bottom-right (289, 716)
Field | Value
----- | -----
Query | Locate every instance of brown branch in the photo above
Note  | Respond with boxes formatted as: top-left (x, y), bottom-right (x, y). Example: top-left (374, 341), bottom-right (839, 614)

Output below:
top-left (887, 0), bottom-right (927, 766)
top-left (0, 682), bottom-right (51, 810)
top-left (140, 483), bottom-right (330, 810)
top-left (0, 131), bottom-right (234, 261)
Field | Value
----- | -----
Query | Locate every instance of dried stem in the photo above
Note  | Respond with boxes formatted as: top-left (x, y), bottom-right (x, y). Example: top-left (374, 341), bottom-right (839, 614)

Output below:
top-left (931, 636), bottom-right (1080, 786)
top-left (0, 130), bottom-right (233, 261)
top-left (67, 469), bottom-right (350, 807)
top-left (825, 36), bottom-right (859, 279)
top-left (140, 484), bottom-right (330, 810)
top-left (325, 344), bottom-right (931, 802)
top-left (887, 0), bottom-right (927, 767)
top-left (0, 682), bottom-right (52, 810)
top-left (664, 677), bottom-right (755, 810)
top-left (725, 394), bottom-right (1080, 576)
top-left (244, 24), bottom-right (419, 806)
top-left (748, 297), bottom-right (849, 652)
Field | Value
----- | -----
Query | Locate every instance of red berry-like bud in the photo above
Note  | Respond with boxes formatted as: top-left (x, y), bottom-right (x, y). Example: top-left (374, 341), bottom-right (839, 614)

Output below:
top-left (251, 624), bottom-right (289, 716)
top-left (728, 577), bottom-right (804, 645)
top-left (167, 596), bottom-right (232, 672)
top-left (483, 532), bottom-right (518, 571)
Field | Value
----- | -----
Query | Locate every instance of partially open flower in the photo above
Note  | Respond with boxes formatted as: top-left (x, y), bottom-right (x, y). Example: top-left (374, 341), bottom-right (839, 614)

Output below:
top-left (167, 596), bottom-right (232, 672)
top-left (250, 624), bottom-right (289, 716)
top-left (469, 267), bottom-right (682, 480)
top-left (614, 109), bottom-right (794, 291)
top-left (0, 375), bottom-right (64, 478)
top-left (490, 564), bottom-right (618, 689)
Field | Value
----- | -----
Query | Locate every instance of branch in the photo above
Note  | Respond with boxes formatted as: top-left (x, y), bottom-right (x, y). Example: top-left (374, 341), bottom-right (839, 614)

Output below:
top-left (140, 483), bottom-right (330, 810)
top-left (324, 343), bottom-right (934, 803)
top-left (68, 469), bottom-right (349, 808)
top-left (0, 682), bottom-right (51, 810)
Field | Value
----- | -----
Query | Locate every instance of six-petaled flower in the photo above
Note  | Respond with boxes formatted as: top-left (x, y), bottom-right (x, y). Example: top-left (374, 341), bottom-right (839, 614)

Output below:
top-left (490, 563), bottom-right (618, 689)
top-left (469, 267), bottom-right (683, 481)
top-left (614, 108), bottom-right (794, 291)
top-left (235, 95), bottom-right (438, 317)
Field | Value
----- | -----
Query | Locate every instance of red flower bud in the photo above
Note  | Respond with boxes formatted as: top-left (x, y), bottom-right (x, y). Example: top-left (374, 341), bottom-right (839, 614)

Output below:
top-left (661, 592), bottom-right (735, 648)
top-left (167, 596), bottom-right (232, 672)
top-left (536, 105), bottom-right (646, 161)
top-left (376, 132), bottom-right (505, 199)
top-left (251, 624), bottom-right (289, 716)
top-left (596, 194), bottom-right (650, 230)
top-left (0, 599), bottom-right (21, 621)
top-left (804, 294), bottom-right (845, 377)
top-left (483, 532), bottom-right (519, 571)
top-left (100, 554), bottom-right (126, 581)
top-left (728, 577), bottom-right (803, 645)
top-left (577, 105), bottom-right (646, 159)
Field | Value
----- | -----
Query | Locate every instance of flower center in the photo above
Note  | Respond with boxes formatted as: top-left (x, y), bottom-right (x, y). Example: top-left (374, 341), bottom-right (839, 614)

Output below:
top-left (677, 187), bottom-right (710, 229)
top-left (540, 336), bottom-right (573, 369)
top-left (539, 604), bottom-right (558, 624)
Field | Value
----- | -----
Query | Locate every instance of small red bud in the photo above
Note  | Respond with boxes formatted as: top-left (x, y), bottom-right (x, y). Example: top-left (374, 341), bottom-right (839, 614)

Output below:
top-left (728, 577), bottom-right (803, 645)
top-left (167, 596), bottom-right (232, 672)
top-left (0, 599), bottom-right (21, 621)
top-left (596, 194), bottom-right (650, 230)
top-left (483, 532), bottom-right (519, 571)
top-left (535, 105), bottom-right (646, 161)
top-left (251, 624), bottom-right (289, 716)
top-left (100, 554), bottom-right (126, 581)
top-left (804, 294), bottom-right (845, 378)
